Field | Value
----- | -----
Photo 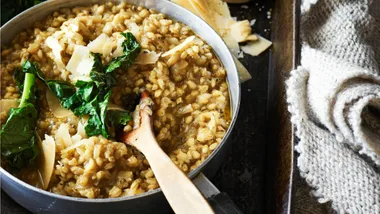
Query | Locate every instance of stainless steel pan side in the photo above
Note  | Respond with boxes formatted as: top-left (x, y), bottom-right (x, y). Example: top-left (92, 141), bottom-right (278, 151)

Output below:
top-left (0, 0), bottom-right (241, 213)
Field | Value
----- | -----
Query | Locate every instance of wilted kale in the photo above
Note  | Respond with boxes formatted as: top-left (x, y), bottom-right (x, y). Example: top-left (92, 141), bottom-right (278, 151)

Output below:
top-left (1, 64), bottom-right (40, 169)
top-left (106, 32), bottom-right (141, 73)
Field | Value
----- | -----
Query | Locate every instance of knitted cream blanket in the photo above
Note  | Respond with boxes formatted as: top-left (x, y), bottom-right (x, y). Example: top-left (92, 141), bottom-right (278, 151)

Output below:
top-left (286, 0), bottom-right (380, 213)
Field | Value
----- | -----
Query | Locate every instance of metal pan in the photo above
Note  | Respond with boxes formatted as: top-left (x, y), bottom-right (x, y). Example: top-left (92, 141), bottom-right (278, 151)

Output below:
top-left (0, 0), bottom-right (241, 213)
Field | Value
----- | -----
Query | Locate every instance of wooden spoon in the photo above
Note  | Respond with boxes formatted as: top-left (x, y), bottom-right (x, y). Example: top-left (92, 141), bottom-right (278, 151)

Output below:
top-left (119, 92), bottom-right (214, 214)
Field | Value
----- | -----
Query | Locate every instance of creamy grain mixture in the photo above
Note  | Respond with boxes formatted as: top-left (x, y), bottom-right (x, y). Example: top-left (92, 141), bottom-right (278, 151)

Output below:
top-left (0, 2), bottom-right (230, 198)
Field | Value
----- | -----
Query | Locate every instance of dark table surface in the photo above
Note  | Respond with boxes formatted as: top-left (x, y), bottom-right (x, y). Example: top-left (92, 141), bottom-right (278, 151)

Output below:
top-left (1, 1), bottom-right (274, 213)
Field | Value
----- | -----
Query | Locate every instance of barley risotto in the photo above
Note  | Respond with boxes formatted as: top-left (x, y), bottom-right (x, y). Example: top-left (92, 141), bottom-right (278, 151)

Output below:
top-left (0, 2), bottom-right (231, 199)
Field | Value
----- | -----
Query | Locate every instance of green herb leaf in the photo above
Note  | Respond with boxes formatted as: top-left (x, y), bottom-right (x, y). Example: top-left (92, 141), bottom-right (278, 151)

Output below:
top-left (1, 72), bottom-right (39, 168)
top-left (46, 80), bottom-right (76, 99)
top-left (106, 32), bottom-right (141, 73)
top-left (90, 53), bottom-right (116, 89)
top-left (84, 91), bottom-right (111, 138)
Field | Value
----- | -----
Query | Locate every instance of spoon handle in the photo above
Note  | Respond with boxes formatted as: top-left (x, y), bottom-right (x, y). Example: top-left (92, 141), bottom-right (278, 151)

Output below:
top-left (132, 132), bottom-right (214, 214)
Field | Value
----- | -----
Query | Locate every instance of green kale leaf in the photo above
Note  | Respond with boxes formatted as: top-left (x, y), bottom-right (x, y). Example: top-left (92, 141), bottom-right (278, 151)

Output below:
top-left (106, 32), bottom-right (141, 73)
top-left (1, 71), bottom-right (39, 168)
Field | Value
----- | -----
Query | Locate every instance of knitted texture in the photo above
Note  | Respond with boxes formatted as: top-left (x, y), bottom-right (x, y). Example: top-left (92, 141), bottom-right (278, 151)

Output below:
top-left (286, 0), bottom-right (380, 212)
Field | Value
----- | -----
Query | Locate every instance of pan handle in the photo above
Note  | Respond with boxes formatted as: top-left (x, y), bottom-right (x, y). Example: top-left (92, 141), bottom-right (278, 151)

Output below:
top-left (193, 173), bottom-right (243, 214)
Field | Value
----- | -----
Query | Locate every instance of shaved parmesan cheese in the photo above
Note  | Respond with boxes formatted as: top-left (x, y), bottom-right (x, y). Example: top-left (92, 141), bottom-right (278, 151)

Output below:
top-left (135, 50), bottom-right (161, 65)
top-left (237, 51), bottom-right (244, 59)
top-left (129, 23), bottom-right (141, 39)
top-left (233, 56), bottom-right (252, 82)
top-left (224, 0), bottom-right (250, 3)
top-left (222, 33), bottom-right (240, 57)
top-left (246, 34), bottom-right (258, 41)
top-left (0, 99), bottom-right (18, 114)
top-left (214, 13), bottom-right (235, 36)
top-left (208, 0), bottom-right (231, 18)
top-left (45, 36), bottom-right (66, 69)
top-left (241, 35), bottom-right (272, 57)
top-left (55, 123), bottom-right (72, 149)
top-left (113, 36), bottom-right (125, 57)
top-left (37, 135), bottom-right (56, 190)
top-left (162, 36), bottom-right (196, 57)
top-left (66, 45), bottom-right (94, 82)
top-left (230, 20), bottom-right (252, 42)
top-left (87, 33), bottom-right (114, 56)
top-left (188, 0), bottom-right (217, 29)
top-left (172, 0), bottom-right (198, 15)
top-left (77, 120), bottom-right (87, 138)
top-left (46, 90), bottom-right (73, 119)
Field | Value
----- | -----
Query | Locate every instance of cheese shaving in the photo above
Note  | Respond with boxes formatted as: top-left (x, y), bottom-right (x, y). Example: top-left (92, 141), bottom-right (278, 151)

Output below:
top-left (162, 36), bottom-right (195, 57)
top-left (46, 90), bottom-right (74, 119)
top-left (55, 123), bottom-right (73, 150)
top-left (113, 36), bottom-right (125, 57)
top-left (129, 23), bottom-right (141, 39)
top-left (37, 135), bottom-right (56, 190)
top-left (87, 33), bottom-right (114, 56)
top-left (135, 50), bottom-right (161, 65)
top-left (233, 56), bottom-right (251, 82)
top-left (208, 0), bottom-right (231, 18)
top-left (230, 20), bottom-right (252, 42)
top-left (45, 35), bottom-right (66, 69)
top-left (241, 35), bottom-right (272, 57)
top-left (66, 45), bottom-right (94, 82)
top-left (246, 34), bottom-right (258, 41)
top-left (222, 33), bottom-right (240, 57)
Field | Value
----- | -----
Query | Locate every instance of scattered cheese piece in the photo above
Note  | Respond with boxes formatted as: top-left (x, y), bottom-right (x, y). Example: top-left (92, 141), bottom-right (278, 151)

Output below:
top-left (241, 35), bottom-right (272, 57)
top-left (208, 0), bottom-right (231, 18)
top-left (222, 33), bottom-right (240, 57)
top-left (214, 13), bottom-right (236, 36)
top-left (45, 35), bottom-right (66, 69)
top-left (230, 20), bottom-right (252, 42)
top-left (66, 45), bottom-right (94, 82)
top-left (55, 123), bottom-right (73, 149)
top-left (224, 0), bottom-right (250, 3)
top-left (37, 135), bottom-right (56, 190)
top-left (0, 99), bottom-right (18, 114)
top-left (87, 33), bottom-right (114, 56)
top-left (77, 120), bottom-right (87, 138)
top-left (162, 36), bottom-right (196, 57)
top-left (246, 34), bottom-right (258, 41)
top-left (129, 23), bottom-right (141, 39)
top-left (135, 50), bottom-right (161, 65)
top-left (46, 90), bottom-right (73, 119)
top-left (184, 0), bottom-right (218, 30)
top-left (113, 36), bottom-right (125, 57)
top-left (233, 56), bottom-right (252, 82)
